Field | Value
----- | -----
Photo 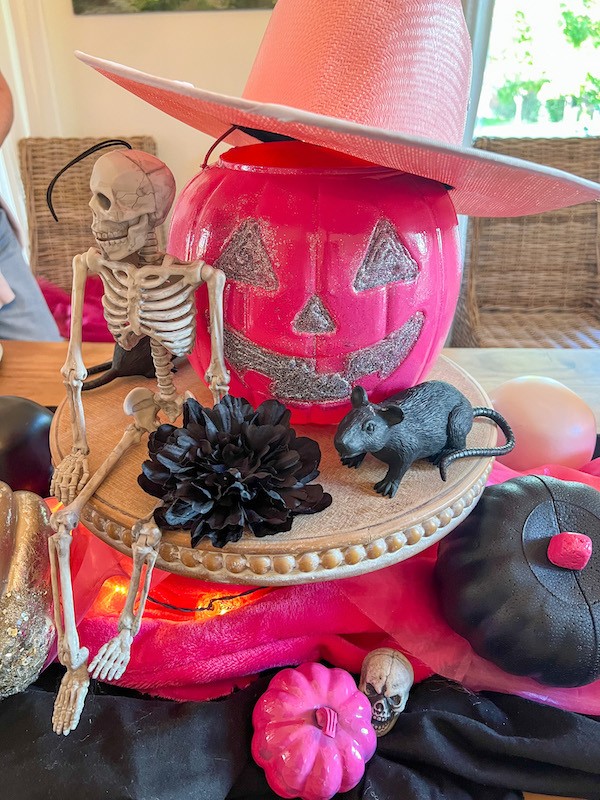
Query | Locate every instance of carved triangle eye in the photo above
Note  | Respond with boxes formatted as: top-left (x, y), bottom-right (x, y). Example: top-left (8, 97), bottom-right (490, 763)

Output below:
top-left (354, 219), bottom-right (419, 291)
top-left (215, 219), bottom-right (278, 290)
top-left (293, 295), bottom-right (336, 334)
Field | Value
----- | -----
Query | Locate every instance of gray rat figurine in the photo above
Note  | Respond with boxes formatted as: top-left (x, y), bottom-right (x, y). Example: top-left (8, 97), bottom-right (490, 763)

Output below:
top-left (334, 381), bottom-right (515, 498)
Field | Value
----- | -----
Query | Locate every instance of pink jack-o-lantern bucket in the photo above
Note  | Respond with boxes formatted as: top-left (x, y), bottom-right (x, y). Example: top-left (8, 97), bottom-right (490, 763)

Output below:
top-left (169, 141), bottom-right (460, 424)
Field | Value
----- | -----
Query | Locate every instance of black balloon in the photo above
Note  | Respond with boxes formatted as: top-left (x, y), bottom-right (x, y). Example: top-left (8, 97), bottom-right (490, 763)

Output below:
top-left (0, 396), bottom-right (53, 496)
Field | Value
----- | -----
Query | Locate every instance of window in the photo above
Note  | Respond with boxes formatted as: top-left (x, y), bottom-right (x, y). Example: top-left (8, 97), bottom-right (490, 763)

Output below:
top-left (474, 0), bottom-right (600, 138)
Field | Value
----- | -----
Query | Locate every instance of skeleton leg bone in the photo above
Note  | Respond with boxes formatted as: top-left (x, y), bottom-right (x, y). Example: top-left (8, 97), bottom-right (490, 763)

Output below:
top-left (51, 253), bottom-right (91, 505)
top-left (49, 387), bottom-right (160, 734)
top-left (89, 517), bottom-right (162, 682)
top-left (49, 526), bottom-right (90, 735)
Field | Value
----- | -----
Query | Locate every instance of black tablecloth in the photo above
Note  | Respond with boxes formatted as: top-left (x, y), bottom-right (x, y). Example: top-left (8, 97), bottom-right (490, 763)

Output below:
top-left (1, 668), bottom-right (599, 800)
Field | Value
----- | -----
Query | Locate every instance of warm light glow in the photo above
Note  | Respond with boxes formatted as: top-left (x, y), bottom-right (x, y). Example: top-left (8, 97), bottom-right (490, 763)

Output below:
top-left (93, 576), bottom-right (270, 621)
top-left (46, 500), bottom-right (271, 621)
top-left (45, 498), bottom-right (62, 513)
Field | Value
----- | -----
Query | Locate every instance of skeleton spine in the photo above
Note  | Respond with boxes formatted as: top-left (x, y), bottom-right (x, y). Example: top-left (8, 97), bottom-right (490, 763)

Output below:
top-left (138, 229), bottom-right (160, 264)
top-left (150, 339), bottom-right (177, 404)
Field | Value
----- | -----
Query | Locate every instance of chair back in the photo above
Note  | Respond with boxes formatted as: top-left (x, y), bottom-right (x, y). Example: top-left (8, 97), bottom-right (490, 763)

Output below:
top-left (19, 136), bottom-right (158, 291)
top-left (464, 136), bottom-right (600, 317)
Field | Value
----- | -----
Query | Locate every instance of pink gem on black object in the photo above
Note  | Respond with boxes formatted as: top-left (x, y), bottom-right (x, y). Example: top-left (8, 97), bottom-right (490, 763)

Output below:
top-left (436, 475), bottom-right (600, 687)
top-left (547, 531), bottom-right (593, 571)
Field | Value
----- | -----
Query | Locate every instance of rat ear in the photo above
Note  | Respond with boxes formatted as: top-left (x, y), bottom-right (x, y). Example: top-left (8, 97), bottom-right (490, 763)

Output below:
top-left (380, 406), bottom-right (404, 426)
top-left (351, 386), bottom-right (369, 408)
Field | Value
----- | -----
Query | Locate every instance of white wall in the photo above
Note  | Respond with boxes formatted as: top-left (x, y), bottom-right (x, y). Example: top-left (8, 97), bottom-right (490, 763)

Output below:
top-left (1, 0), bottom-right (273, 228)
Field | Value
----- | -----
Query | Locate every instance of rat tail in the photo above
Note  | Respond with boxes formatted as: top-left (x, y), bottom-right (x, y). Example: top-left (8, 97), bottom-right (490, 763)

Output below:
top-left (84, 360), bottom-right (113, 376)
top-left (439, 408), bottom-right (515, 481)
top-left (82, 368), bottom-right (118, 391)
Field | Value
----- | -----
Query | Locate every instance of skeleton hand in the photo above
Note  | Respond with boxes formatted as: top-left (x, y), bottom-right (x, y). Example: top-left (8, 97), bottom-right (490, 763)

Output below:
top-left (205, 363), bottom-right (230, 405)
top-left (89, 629), bottom-right (133, 682)
top-left (52, 660), bottom-right (90, 736)
top-left (51, 451), bottom-right (90, 505)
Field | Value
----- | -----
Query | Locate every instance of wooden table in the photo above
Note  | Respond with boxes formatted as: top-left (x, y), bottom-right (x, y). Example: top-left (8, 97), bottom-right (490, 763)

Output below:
top-left (0, 340), bottom-right (590, 799)
top-left (0, 341), bottom-right (113, 406)
top-left (1, 341), bottom-right (599, 421)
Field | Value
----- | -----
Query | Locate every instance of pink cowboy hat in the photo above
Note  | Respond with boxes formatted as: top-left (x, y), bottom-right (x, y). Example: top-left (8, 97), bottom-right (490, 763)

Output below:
top-left (76, 0), bottom-right (600, 217)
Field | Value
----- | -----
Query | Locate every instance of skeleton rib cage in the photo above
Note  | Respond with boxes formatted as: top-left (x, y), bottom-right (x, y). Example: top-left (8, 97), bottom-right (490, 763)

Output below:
top-left (93, 260), bottom-right (200, 358)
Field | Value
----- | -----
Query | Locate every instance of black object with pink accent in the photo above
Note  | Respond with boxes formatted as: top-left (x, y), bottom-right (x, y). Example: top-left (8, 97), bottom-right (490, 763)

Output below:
top-left (437, 476), bottom-right (600, 687)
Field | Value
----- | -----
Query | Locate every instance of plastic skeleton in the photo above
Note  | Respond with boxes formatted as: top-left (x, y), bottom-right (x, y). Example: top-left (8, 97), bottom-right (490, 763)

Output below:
top-left (48, 149), bottom-right (230, 735)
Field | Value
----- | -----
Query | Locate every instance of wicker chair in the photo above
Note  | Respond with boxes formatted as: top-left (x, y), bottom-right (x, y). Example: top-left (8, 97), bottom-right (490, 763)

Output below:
top-left (18, 136), bottom-right (158, 291)
top-left (451, 136), bottom-right (600, 348)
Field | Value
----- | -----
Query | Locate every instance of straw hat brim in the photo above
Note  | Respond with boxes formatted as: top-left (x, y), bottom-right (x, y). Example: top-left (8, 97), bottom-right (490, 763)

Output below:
top-left (77, 51), bottom-right (600, 218)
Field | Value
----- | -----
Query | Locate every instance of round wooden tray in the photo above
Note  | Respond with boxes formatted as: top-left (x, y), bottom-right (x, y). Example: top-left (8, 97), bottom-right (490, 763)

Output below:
top-left (51, 357), bottom-right (495, 586)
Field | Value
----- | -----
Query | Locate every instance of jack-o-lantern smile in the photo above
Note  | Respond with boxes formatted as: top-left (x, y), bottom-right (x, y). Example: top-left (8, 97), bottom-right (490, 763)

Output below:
top-left (224, 312), bottom-right (424, 403)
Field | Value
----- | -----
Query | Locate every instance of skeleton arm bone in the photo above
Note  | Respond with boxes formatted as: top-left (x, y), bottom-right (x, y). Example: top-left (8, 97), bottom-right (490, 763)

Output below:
top-left (199, 262), bottom-right (230, 403)
top-left (64, 252), bottom-right (91, 450)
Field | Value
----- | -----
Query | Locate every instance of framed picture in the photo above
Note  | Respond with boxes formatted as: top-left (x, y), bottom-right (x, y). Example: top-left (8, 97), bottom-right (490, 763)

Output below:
top-left (73, 0), bottom-right (277, 14)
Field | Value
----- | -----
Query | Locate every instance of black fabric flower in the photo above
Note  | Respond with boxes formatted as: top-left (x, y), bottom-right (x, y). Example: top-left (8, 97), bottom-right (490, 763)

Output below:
top-left (138, 396), bottom-right (332, 548)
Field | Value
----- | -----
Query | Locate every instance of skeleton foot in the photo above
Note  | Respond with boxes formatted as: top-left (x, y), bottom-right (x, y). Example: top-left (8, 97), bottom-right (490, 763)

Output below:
top-left (52, 661), bottom-right (90, 736)
top-left (51, 451), bottom-right (90, 504)
top-left (89, 629), bottom-right (133, 682)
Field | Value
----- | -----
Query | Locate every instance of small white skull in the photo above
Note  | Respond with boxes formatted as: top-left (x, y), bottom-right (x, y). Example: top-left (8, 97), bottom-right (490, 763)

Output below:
top-left (89, 150), bottom-right (176, 261)
top-left (359, 647), bottom-right (414, 736)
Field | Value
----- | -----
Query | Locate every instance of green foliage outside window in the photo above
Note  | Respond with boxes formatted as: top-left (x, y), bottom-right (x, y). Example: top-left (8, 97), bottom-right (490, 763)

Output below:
top-left (477, 0), bottom-right (600, 135)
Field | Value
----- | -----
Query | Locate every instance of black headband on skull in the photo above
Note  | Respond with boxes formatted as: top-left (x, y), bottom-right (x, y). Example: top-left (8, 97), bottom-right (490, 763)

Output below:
top-left (46, 139), bottom-right (133, 222)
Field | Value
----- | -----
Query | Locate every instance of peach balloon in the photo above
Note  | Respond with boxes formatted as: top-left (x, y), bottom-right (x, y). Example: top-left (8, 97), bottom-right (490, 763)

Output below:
top-left (489, 376), bottom-right (597, 471)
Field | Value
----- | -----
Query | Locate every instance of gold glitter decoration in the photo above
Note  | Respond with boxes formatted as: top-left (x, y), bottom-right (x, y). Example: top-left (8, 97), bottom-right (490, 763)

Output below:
top-left (0, 482), bottom-right (55, 698)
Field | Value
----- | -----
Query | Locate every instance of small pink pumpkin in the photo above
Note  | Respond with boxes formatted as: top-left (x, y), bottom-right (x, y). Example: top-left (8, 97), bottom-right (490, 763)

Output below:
top-left (252, 662), bottom-right (376, 800)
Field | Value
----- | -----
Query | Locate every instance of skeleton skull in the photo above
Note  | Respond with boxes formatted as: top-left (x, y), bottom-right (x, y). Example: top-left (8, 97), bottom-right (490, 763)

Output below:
top-left (89, 150), bottom-right (176, 261)
top-left (359, 647), bottom-right (414, 736)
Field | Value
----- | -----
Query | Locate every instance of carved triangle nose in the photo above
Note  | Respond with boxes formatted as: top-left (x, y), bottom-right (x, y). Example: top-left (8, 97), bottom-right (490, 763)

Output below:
top-left (293, 295), bottom-right (336, 334)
